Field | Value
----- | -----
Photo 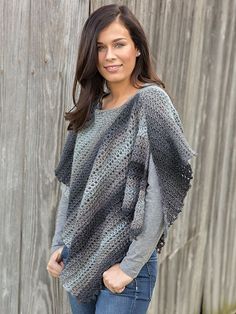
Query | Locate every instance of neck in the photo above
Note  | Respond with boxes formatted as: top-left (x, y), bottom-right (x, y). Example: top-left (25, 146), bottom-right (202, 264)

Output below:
top-left (106, 79), bottom-right (143, 102)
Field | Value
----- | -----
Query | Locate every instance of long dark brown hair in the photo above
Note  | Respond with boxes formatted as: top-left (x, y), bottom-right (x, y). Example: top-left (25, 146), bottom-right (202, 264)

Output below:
top-left (65, 4), bottom-right (165, 132)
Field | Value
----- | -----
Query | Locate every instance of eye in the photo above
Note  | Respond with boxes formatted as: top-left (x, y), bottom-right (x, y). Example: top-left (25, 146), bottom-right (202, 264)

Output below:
top-left (115, 43), bottom-right (124, 48)
top-left (97, 46), bottom-right (105, 51)
top-left (96, 43), bottom-right (125, 52)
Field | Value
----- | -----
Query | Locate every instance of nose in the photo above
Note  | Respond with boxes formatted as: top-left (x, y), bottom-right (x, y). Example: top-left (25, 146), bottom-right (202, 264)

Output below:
top-left (105, 47), bottom-right (116, 60)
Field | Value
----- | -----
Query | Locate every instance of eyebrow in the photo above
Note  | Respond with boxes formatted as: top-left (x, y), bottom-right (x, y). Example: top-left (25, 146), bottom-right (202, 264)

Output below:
top-left (96, 38), bottom-right (127, 44)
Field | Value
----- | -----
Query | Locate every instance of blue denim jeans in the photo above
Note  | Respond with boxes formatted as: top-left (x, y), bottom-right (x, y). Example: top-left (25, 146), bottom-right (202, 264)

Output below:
top-left (60, 245), bottom-right (158, 314)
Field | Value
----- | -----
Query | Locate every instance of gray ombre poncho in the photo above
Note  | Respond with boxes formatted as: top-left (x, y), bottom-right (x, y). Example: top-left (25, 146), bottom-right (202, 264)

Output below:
top-left (54, 84), bottom-right (197, 302)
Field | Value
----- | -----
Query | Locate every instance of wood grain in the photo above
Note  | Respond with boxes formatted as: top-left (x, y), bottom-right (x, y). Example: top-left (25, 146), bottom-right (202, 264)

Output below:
top-left (1, 0), bottom-right (235, 313)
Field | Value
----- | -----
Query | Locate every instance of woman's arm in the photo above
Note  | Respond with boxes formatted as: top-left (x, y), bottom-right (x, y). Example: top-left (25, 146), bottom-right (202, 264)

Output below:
top-left (50, 183), bottom-right (69, 255)
top-left (119, 152), bottom-right (164, 279)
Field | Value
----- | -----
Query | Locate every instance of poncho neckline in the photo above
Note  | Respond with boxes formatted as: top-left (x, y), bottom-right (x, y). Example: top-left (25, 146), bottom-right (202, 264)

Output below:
top-left (95, 83), bottom-right (155, 112)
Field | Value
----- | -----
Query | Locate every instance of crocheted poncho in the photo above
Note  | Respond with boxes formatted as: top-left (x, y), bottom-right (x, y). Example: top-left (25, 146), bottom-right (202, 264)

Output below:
top-left (54, 84), bottom-right (197, 302)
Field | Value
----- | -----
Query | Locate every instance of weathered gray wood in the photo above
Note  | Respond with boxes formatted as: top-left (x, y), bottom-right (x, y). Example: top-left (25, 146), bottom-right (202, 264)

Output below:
top-left (1, 0), bottom-right (235, 313)
top-left (0, 0), bottom-right (89, 313)
top-left (0, 1), bottom-right (31, 313)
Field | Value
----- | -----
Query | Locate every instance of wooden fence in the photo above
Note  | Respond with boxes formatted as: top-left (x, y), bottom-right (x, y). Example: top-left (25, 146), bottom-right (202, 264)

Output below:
top-left (1, 0), bottom-right (235, 313)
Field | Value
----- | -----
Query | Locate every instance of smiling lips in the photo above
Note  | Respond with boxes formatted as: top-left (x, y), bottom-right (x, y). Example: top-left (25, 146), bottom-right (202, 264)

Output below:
top-left (104, 65), bottom-right (122, 73)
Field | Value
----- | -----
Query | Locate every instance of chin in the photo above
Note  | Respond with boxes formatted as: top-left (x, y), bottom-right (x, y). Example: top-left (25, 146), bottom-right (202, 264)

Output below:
top-left (107, 79), bottom-right (127, 85)
top-left (104, 74), bottom-right (128, 83)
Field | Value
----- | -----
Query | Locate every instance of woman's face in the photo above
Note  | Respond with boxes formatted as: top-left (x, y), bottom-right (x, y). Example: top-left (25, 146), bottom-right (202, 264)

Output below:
top-left (96, 20), bottom-right (139, 85)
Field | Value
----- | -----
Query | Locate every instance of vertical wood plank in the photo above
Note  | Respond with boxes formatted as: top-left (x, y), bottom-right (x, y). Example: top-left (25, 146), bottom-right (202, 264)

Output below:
top-left (0, 0), bottom-right (31, 313)
top-left (0, 1), bottom-right (90, 313)
top-left (1, 0), bottom-right (235, 313)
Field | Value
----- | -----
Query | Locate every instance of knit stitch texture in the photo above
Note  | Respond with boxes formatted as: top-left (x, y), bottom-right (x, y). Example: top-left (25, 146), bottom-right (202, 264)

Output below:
top-left (54, 84), bottom-right (197, 302)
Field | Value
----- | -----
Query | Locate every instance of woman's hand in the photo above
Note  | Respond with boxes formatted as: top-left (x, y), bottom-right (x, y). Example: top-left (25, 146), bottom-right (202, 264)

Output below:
top-left (102, 263), bottom-right (134, 293)
top-left (47, 246), bottom-right (65, 278)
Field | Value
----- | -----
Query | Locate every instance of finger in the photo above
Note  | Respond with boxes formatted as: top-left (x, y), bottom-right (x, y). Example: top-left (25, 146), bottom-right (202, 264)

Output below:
top-left (115, 286), bottom-right (126, 293)
top-left (46, 265), bottom-right (60, 277)
top-left (48, 271), bottom-right (60, 278)
top-left (108, 286), bottom-right (120, 294)
top-left (103, 282), bottom-right (114, 293)
top-left (47, 264), bottom-right (64, 278)
top-left (55, 252), bottom-right (62, 263)
top-left (109, 288), bottom-right (116, 294)
top-left (47, 262), bottom-right (63, 276)
top-left (118, 287), bottom-right (125, 293)
top-left (51, 260), bottom-right (64, 272)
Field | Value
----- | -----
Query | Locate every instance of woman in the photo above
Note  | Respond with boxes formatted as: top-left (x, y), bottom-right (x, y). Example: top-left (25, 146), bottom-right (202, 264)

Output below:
top-left (47, 4), bottom-right (196, 314)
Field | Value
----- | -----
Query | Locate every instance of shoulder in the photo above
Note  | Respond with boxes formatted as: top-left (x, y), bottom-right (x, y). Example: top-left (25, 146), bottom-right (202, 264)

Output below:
top-left (138, 84), bottom-right (185, 132)
top-left (138, 84), bottom-right (177, 121)
top-left (139, 84), bottom-right (172, 103)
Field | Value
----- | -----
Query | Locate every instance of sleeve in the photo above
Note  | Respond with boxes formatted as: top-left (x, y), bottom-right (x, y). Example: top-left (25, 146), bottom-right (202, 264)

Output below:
top-left (50, 183), bottom-right (70, 255)
top-left (54, 130), bottom-right (77, 187)
top-left (119, 152), bottom-right (164, 279)
top-left (142, 86), bottom-right (197, 251)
